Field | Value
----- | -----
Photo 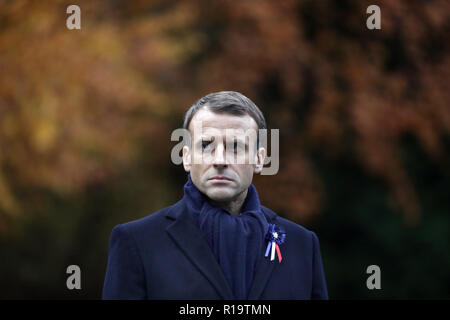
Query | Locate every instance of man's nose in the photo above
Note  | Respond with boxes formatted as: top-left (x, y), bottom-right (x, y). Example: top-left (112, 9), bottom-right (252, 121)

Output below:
top-left (212, 143), bottom-right (228, 167)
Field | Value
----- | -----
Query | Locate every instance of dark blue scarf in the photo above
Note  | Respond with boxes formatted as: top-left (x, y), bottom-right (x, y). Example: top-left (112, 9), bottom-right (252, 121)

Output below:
top-left (183, 174), bottom-right (269, 300)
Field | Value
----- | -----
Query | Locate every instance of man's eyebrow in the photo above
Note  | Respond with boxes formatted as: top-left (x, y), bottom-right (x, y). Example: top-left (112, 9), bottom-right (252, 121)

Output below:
top-left (195, 136), bottom-right (215, 146)
top-left (196, 135), bottom-right (251, 143)
top-left (199, 136), bottom-right (215, 141)
top-left (227, 138), bottom-right (247, 145)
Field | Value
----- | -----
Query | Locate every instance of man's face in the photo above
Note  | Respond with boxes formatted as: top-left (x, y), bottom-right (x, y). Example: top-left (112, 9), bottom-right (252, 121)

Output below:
top-left (182, 107), bottom-right (265, 203)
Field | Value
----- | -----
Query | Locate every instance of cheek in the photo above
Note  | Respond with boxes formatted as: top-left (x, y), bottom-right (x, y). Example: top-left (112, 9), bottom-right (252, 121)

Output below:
top-left (235, 166), bottom-right (255, 184)
top-left (190, 164), bottom-right (208, 179)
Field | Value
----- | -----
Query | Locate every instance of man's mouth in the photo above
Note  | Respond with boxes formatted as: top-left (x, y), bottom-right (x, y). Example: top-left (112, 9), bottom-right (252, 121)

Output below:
top-left (208, 176), bottom-right (233, 182)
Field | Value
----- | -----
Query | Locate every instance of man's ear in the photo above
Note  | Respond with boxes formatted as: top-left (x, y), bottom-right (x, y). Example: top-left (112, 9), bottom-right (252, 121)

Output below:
top-left (253, 147), bottom-right (266, 174)
top-left (182, 145), bottom-right (192, 172)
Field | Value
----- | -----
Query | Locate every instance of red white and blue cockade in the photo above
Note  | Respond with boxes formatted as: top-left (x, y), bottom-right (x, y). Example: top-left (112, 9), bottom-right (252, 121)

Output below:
top-left (265, 224), bottom-right (286, 263)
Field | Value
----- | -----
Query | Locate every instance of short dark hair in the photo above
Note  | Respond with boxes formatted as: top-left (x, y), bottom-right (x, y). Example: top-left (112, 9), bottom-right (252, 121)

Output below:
top-left (183, 91), bottom-right (267, 132)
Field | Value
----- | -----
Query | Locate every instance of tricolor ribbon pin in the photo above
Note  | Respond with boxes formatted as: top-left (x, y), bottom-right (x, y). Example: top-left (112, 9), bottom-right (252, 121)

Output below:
top-left (264, 224), bottom-right (286, 263)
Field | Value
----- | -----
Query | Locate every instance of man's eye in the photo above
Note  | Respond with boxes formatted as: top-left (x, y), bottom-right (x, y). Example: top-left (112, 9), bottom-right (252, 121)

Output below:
top-left (202, 141), bottom-right (212, 149)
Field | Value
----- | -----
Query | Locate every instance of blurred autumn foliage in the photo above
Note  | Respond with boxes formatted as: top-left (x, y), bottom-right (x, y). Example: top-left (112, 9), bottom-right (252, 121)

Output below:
top-left (0, 0), bottom-right (449, 299)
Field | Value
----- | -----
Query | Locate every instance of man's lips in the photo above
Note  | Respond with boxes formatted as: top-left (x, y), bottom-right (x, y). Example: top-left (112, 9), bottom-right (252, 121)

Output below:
top-left (208, 176), bottom-right (233, 182)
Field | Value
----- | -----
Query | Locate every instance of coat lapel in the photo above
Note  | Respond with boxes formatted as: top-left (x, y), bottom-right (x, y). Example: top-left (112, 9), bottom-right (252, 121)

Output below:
top-left (247, 206), bottom-right (278, 300)
top-left (165, 199), bottom-right (234, 300)
top-left (247, 253), bottom-right (276, 299)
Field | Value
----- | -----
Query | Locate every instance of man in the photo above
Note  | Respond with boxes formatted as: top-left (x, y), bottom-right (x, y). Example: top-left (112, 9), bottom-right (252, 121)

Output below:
top-left (102, 91), bottom-right (328, 299)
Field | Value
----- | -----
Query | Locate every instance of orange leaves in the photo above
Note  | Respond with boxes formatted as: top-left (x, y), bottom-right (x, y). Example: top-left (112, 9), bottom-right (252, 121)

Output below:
top-left (0, 0), bottom-right (448, 224)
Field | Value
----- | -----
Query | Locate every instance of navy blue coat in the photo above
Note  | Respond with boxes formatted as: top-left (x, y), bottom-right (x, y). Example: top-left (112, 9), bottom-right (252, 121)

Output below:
top-left (102, 197), bottom-right (328, 300)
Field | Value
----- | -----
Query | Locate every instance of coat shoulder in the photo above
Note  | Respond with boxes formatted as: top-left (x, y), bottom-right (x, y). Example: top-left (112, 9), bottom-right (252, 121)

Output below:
top-left (116, 200), bottom-right (180, 236)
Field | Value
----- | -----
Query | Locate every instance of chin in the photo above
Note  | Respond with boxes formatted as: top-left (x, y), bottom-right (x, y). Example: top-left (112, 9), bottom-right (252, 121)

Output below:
top-left (206, 188), bottom-right (235, 202)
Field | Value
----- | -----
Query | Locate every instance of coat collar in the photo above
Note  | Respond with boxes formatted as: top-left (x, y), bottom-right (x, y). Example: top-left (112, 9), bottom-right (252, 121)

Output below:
top-left (165, 197), bottom-right (278, 300)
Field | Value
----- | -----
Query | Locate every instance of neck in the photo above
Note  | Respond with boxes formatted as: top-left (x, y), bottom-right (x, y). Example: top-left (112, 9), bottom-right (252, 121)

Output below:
top-left (209, 189), bottom-right (248, 215)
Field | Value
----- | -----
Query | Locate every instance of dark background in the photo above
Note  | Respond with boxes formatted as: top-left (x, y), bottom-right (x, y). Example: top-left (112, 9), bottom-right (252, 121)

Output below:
top-left (0, 0), bottom-right (449, 299)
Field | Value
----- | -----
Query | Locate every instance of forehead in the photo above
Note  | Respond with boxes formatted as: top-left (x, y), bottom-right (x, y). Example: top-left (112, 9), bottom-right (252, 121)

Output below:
top-left (189, 107), bottom-right (258, 137)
